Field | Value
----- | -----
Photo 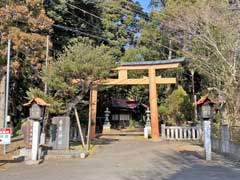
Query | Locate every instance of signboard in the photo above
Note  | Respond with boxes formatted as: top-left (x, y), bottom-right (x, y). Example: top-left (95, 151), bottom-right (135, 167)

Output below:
top-left (0, 128), bottom-right (11, 144)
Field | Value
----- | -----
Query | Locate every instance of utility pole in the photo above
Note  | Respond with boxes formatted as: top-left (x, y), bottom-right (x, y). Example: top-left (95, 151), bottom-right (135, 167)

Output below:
top-left (3, 40), bottom-right (11, 155)
top-left (5, 40), bottom-right (11, 128)
top-left (191, 70), bottom-right (198, 122)
top-left (44, 35), bottom-right (49, 94)
top-left (41, 35), bottom-right (49, 149)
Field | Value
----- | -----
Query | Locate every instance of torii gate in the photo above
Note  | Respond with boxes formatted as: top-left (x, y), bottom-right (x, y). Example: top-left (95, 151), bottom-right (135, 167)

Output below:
top-left (90, 58), bottom-right (184, 139)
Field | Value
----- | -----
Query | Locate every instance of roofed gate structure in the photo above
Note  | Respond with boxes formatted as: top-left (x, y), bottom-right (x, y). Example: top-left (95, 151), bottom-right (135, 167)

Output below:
top-left (90, 58), bottom-right (184, 139)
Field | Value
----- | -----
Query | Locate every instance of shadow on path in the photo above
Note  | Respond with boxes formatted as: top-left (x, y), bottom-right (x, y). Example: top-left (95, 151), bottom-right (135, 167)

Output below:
top-left (121, 148), bottom-right (240, 180)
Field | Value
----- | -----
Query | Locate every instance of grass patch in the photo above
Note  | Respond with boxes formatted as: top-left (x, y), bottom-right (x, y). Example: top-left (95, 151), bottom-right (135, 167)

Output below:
top-left (70, 142), bottom-right (97, 155)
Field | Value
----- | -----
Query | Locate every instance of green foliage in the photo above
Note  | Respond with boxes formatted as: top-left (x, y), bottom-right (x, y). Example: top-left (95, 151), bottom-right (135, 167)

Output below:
top-left (211, 122), bottom-right (220, 139)
top-left (26, 88), bottom-right (65, 114)
top-left (100, 0), bottom-right (145, 58)
top-left (159, 86), bottom-right (192, 125)
top-left (127, 86), bottom-right (149, 103)
top-left (161, 0), bottom-right (240, 124)
top-left (44, 0), bottom-right (102, 50)
top-left (13, 118), bottom-right (27, 137)
top-left (42, 39), bottom-right (116, 112)
top-left (121, 14), bottom-right (171, 62)
top-left (128, 119), bottom-right (140, 129)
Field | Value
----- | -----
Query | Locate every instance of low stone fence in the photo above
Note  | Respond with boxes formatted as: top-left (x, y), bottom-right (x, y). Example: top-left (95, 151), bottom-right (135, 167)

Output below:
top-left (212, 138), bottom-right (240, 160)
top-left (211, 124), bottom-right (240, 160)
top-left (161, 124), bottom-right (201, 140)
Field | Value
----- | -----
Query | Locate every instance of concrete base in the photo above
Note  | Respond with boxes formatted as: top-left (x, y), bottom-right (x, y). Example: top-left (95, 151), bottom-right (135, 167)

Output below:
top-left (12, 155), bottom-right (25, 162)
top-left (144, 126), bottom-right (151, 139)
top-left (80, 152), bottom-right (89, 159)
top-left (25, 160), bottom-right (43, 165)
top-left (103, 124), bottom-right (111, 133)
top-left (45, 150), bottom-right (89, 160)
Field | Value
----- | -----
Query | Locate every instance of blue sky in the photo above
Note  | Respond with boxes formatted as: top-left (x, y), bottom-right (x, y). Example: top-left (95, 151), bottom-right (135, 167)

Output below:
top-left (137, 0), bottom-right (150, 12)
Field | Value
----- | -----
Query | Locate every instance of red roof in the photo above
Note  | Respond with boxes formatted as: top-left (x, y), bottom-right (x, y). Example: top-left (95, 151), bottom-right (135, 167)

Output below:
top-left (193, 94), bottom-right (215, 106)
top-left (23, 97), bottom-right (50, 107)
top-left (111, 98), bottom-right (148, 109)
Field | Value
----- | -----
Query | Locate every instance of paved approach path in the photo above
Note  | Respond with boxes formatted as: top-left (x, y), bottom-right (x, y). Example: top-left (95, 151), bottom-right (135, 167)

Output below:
top-left (1, 139), bottom-right (240, 180)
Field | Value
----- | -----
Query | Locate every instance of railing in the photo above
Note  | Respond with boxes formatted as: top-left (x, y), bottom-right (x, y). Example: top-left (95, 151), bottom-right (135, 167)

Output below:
top-left (161, 124), bottom-right (201, 140)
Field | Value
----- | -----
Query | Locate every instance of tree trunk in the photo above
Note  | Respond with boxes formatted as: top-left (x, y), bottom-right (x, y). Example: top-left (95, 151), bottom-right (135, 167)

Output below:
top-left (65, 93), bottom-right (85, 116)
top-left (0, 75), bottom-right (6, 127)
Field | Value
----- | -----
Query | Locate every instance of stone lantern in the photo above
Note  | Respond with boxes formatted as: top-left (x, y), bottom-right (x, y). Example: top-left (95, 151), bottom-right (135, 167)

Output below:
top-left (24, 97), bottom-right (50, 120)
top-left (29, 103), bottom-right (44, 120)
top-left (194, 94), bottom-right (215, 161)
top-left (103, 107), bottom-right (111, 133)
top-left (23, 97), bottom-right (50, 163)
top-left (144, 108), bottom-right (151, 139)
top-left (200, 101), bottom-right (214, 120)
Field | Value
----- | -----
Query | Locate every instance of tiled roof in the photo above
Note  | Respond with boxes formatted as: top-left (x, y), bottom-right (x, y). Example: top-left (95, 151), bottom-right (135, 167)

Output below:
top-left (193, 94), bottom-right (215, 106)
top-left (121, 57), bottom-right (184, 66)
top-left (111, 98), bottom-right (148, 110)
top-left (23, 97), bottom-right (50, 107)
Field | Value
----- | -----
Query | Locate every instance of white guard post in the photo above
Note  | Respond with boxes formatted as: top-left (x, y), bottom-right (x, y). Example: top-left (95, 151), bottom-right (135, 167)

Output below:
top-left (203, 120), bottom-right (211, 161)
top-left (31, 121), bottom-right (41, 161)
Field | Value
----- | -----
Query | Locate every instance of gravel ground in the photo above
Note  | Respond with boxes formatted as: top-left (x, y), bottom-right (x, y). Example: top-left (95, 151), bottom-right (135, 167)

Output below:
top-left (1, 139), bottom-right (240, 180)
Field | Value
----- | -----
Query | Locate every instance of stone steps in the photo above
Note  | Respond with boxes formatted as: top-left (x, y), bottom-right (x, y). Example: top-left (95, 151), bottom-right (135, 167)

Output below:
top-left (45, 150), bottom-right (87, 160)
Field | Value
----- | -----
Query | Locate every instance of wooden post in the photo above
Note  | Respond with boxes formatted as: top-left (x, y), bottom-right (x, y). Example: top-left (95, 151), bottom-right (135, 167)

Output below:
top-left (74, 108), bottom-right (86, 149)
top-left (118, 69), bottom-right (127, 80)
top-left (148, 68), bottom-right (159, 138)
top-left (90, 85), bottom-right (98, 138)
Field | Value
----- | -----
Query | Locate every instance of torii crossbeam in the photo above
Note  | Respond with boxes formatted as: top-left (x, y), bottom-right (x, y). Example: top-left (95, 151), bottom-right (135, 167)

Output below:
top-left (90, 58), bottom-right (184, 139)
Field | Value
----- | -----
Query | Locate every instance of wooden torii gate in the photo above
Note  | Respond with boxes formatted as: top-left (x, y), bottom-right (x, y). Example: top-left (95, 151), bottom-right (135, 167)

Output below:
top-left (90, 58), bottom-right (184, 139)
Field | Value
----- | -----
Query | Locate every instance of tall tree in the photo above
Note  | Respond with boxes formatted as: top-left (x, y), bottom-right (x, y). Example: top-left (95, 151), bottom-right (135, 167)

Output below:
top-left (41, 39), bottom-right (116, 115)
top-left (100, 0), bottom-right (145, 58)
top-left (161, 0), bottom-right (240, 125)
top-left (44, 0), bottom-right (103, 51)
top-left (0, 0), bottom-right (53, 125)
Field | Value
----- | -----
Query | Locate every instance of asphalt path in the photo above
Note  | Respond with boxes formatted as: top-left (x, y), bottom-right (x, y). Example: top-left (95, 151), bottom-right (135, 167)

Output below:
top-left (1, 139), bottom-right (240, 180)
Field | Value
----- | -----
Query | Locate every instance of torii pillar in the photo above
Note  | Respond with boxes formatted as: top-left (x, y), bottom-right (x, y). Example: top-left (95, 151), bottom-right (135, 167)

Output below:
top-left (90, 85), bottom-right (98, 138)
top-left (89, 58), bottom-right (184, 139)
top-left (149, 68), bottom-right (159, 138)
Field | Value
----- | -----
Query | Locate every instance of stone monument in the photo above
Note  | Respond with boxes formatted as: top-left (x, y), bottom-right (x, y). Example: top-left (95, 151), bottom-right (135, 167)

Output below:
top-left (50, 116), bottom-right (70, 150)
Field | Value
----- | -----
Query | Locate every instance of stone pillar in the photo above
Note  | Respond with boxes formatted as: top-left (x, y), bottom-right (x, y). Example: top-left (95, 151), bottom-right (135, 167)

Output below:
top-left (148, 68), bottom-right (159, 138)
top-left (161, 124), bottom-right (166, 139)
top-left (0, 75), bottom-right (6, 128)
top-left (203, 120), bottom-right (211, 160)
top-left (31, 121), bottom-right (41, 161)
top-left (90, 86), bottom-right (98, 138)
top-left (221, 124), bottom-right (230, 154)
